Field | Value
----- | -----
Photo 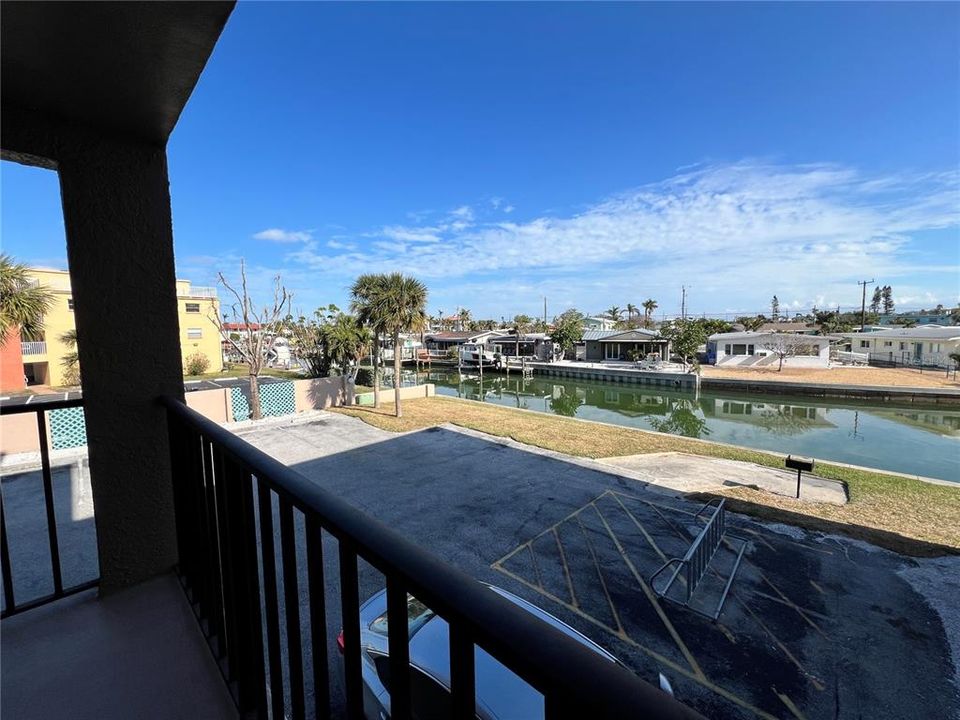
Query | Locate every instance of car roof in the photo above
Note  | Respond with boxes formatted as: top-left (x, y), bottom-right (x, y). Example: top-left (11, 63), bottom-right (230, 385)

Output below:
top-left (407, 585), bottom-right (618, 720)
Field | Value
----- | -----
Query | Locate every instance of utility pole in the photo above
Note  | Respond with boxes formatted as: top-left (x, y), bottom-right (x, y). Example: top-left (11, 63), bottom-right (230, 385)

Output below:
top-left (680, 286), bottom-right (687, 321)
top-left (543, 297), bottom-right (547, 327)
top-left (858, 279), bottom-right (875, 332)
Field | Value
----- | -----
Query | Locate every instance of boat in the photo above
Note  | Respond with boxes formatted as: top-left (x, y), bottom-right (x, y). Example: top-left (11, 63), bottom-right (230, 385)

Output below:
top-left (459, 343), bottom-right (499, 366)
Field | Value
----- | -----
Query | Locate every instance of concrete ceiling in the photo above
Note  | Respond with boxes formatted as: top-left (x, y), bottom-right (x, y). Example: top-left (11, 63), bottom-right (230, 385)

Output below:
top-left (1, 1), bottom-right (235, 145)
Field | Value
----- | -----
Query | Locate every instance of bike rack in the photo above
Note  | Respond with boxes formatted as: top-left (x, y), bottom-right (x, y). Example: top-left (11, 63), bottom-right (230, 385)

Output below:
top-left (649, 498), bottom-right (748, 621)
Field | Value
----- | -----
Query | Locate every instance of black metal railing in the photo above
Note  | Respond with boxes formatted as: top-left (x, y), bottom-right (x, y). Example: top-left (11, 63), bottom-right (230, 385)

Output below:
top-left (162, 396), bottom-right (705, 720)
top-left (0, 399), bottom-right (99, 618)
top-left (650, 499), bottom-right (747, 621)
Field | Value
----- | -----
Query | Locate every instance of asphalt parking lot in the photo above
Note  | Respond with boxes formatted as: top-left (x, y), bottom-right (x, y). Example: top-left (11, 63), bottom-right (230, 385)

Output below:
top-left (3, 413), bottom-right (957, 719)
top-left (235, 414), bottom-right (959, 720)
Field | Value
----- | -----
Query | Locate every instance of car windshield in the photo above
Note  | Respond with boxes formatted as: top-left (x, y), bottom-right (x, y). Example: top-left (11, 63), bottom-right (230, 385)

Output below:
top-left (370, 594), bottom-right (435, 638)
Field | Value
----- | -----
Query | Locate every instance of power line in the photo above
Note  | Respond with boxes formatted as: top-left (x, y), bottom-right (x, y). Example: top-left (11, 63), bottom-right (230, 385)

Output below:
top-left (857, 278), bottom-right (875, 332)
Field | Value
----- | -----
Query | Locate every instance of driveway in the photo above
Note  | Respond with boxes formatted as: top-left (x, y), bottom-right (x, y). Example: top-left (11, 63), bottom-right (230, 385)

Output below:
top-left (233, 413), bottom-right (960, 720)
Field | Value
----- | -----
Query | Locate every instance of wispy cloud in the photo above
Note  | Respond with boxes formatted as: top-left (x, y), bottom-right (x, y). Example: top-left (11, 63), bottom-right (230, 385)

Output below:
top-left (224, 161), bottom-right (958, 316)
top-left (252, 228), bottom-right (313, 243)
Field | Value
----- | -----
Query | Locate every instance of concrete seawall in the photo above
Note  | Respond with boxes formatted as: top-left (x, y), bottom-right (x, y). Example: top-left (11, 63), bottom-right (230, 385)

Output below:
top-left (700, 377), bottom-right (960, 405)
top-left (530, 363), bottom-right (699, 390)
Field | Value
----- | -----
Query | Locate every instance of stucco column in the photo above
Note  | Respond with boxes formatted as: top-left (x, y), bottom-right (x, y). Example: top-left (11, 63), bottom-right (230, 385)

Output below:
top-left (56, 136), bottom-right (185, 591)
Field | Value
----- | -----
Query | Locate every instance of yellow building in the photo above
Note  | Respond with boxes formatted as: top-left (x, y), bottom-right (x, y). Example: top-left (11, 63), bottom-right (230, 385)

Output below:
top-left (21, 268), bottom-right (223, 386)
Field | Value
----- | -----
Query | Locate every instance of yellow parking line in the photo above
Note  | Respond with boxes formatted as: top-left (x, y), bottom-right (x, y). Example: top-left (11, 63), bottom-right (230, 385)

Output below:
top-left (590, 502), bottom-right (707, 682)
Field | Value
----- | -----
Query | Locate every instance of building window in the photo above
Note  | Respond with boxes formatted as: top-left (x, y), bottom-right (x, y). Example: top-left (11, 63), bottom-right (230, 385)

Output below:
top-left (67, 298), bottom-right (74, 311)
top-left (730, 344), bottom-right (753, 355)
top-left (187, 328), bottom-right (203, 339)
top-left (185, 302), bottom-right (201, 313)
top-left (899, 342), bottom-right (906, 350)
top-left (930, 343), bottom-right (941, 353)
top-left (859, 340), bottom-right (870, 348)
top-left (883, 341), bottom-right (892, 347)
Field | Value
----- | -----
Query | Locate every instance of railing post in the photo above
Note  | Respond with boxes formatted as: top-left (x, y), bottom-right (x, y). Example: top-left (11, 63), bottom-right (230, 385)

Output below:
top-left (35, 411), bottom-right (63, 596)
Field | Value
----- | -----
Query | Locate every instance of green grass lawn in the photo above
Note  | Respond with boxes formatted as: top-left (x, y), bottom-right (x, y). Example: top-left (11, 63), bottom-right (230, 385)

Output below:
top-left (333, 396), bottom-right (960, 555)
top-left (184, 364), bottom-right (303, 381)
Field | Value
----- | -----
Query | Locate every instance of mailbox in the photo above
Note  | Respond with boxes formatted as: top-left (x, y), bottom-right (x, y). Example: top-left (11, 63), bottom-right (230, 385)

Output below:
top-left (785, 455), bottom-right (815, 498)
top-left (785, 456), bottom-right (815, 472)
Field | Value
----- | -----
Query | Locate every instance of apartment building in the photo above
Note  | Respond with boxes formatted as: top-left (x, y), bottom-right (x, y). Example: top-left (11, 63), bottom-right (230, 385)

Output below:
top-left (9, 268), bottom-right (222, 389)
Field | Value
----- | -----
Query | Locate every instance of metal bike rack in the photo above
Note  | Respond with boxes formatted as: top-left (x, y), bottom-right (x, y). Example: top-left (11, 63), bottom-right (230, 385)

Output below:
top-left (649, 498), bottom-right (748, 621)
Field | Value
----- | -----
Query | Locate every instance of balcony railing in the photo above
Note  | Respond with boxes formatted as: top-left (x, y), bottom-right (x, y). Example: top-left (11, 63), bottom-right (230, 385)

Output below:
top-left (180, 286), bottom-right (218, 298)
top-left (162, 396), bottom-right (704, 719)
top-left (20, 341), bottom-right (47, 357)
top-left (0, 399), bottom-right (99, 618)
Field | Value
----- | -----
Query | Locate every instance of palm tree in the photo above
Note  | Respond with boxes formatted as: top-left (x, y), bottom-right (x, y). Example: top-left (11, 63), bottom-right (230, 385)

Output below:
top-left (351, 274), bottom-right (387, 409)
top-left (626, 303), bottom-right (638, 327)
top-left (605, 306), bottom-right (622, 324)
top-left (642, 298), bottom-right (658, 328)
top-left (458, 307), bottom-right (471, 330)
top-left (365, 273), bottom-right (428, 418)
top-left (512, 314), bottom-right (533, 360)
top-left (0, 254), bottom-right (52, 345)
top-left (323, 314), bottom-right (371, 402)
top-left (59, 328), bottom-right (80, 386)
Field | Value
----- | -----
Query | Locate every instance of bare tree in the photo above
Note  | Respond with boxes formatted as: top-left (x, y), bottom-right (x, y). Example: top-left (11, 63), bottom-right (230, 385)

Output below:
top-left (759, 333), bottom-right (816, 372)
top-left (213, 260), bottom-right (291, 420)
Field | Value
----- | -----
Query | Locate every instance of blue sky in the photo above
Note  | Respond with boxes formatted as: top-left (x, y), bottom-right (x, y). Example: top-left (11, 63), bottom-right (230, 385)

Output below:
top-left (3, 2), bottom-right (958, 320)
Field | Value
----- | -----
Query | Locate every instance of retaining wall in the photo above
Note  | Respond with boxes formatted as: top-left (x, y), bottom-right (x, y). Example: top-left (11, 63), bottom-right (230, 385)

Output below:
top-left (356, 384), bottom-right (436, 406)
top-left (533, 364), bottom-right (700, 390)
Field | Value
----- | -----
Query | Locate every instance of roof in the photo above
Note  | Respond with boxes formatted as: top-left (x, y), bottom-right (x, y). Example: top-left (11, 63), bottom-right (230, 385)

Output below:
top-left (425, 331), bottom-right (497, 342)
top-left (709, 330), bottom-right (830, 342)
top-left (2, 2), bottom-right (235, 147)
top-left (582, 329), bottom-right (660, 342)
top-left (750, 321), bottom-right (818, 334)
top-left (840, 325), bottom-right (960, 341)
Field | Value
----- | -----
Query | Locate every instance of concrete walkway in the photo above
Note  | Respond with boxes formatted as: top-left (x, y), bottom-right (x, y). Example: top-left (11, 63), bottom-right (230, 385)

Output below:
top-left (1, 574), bottom-right (236, 720)
top-left (599, 451), bottom-right (848, 504)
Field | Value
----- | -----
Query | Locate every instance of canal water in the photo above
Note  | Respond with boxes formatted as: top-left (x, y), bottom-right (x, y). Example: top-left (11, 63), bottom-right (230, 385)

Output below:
top-left (402, 369), bottom-right (960, 482)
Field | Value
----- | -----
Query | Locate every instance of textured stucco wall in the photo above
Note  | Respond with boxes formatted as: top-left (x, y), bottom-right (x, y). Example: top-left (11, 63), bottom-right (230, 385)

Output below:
top-left (1, 328), bottom-right (26, 392)
top-left (185, 388), bottom-right (232, 424)
top-left (56, 135), bottom-right (185, 590)
top-left (294, 376), bottom-right (352, 411)
top-left (3, 110), bottom-right (186, 591)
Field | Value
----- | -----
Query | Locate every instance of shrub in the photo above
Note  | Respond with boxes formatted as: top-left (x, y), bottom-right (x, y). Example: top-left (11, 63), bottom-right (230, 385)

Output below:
top-left (185, 352), bottom-right (210, 376)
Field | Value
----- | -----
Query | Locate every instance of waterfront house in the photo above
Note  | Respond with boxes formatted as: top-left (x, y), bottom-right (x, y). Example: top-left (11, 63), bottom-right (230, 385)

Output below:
top-left (707, 331), bottom-right (831, 368)
top-left (424, 330), bottom-right (500, 353)
top-left (583, 329), bottom-right (670, 362)
top-left (584, 316), bottom-right (619, 331)
top-left (488, 331), bottom-right (554, 359)
top-left (836, 326), bottom-right (960, 368)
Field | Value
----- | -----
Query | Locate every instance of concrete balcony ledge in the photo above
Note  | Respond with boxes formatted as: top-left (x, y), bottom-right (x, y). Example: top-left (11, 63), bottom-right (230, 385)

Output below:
top-left (1, 573), bottom-right (236, 720)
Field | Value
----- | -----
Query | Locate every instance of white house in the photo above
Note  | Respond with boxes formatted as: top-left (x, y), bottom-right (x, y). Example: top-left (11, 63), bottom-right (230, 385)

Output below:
top-left (583, 316), bottom-right (618, 331)
top-left (707, 331), bottom-right (831, 369)
top-left (836, 325), bottom-right (960, 368)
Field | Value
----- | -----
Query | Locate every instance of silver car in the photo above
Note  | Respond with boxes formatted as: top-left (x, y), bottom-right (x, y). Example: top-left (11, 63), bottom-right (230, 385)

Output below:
top-left (338, 583), bottom-right (672, 720)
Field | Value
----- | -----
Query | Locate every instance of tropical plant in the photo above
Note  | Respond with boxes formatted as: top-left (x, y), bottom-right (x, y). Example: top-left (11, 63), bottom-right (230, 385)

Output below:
top-left (771, 295), bottom-right (780, 321)
top-left (512, 314), bottom-right (534, 359)
top-left (626, 303), bottom-right (638, 327)
top-left (549, 309), bottom-right (584, 358)
top-left (457, 307), bottom-right (471, 330)
top-left (352, 275), bottom-right (389, 409)
top-left (185, 352), bottom-right (210, 376)
top-left (736, 315), bottom-right (766, 332)
top-left (605, 306), bottom-right (622, 323)
top-left (641, 298), bottom-right (658, 328)
top-left (354, 273), bottom-right (428, 417)
top-left (59, 328), bottom-right (80, 386)
top-left (659, 318), bottom-right (707, 371)
top-left (0, 254), bottom-right (52, 345)
top-left (215, 259), bottom-right (292, 420)
top-left (323, 313), bottom-right (371, 400)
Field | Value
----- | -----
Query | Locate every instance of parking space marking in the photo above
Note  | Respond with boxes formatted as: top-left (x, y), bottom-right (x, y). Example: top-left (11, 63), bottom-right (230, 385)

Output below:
top-left (491, 488), bottom-right (828, 719)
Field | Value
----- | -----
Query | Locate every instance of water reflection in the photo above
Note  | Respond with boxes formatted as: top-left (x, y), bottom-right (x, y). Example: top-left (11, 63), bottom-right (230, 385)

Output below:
top-left (414, 369), bottom-right (960, 482)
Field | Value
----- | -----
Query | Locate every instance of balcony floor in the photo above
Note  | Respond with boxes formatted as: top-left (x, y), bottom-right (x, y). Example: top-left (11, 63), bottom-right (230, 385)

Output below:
top-left (1, 573), bottom-right (236, 720)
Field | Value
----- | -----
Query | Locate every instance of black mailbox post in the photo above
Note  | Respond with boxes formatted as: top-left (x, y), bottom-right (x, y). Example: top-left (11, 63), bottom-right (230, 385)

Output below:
top-left (785, 455), bottom-right (815, 498)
